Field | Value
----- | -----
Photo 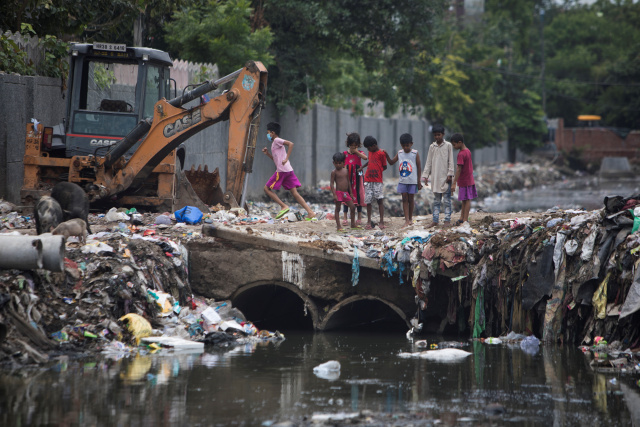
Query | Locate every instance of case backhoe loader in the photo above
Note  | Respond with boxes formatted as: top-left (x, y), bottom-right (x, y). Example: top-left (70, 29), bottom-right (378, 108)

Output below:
top-left (21, 43), bottom-right (267, 213)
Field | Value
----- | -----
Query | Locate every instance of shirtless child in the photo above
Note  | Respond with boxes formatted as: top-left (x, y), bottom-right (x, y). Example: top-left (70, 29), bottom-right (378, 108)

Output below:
top-left (330, 152), bottom-right (357, 231)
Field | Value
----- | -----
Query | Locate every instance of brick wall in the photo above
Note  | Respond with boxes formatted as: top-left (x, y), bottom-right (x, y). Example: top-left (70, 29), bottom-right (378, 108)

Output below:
top-left (555, 118), bottom-right (640, 162)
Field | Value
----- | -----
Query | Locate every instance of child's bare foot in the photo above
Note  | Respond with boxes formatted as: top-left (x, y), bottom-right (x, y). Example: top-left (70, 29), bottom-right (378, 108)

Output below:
top-left (402, 220), bottom-right (412, 228)
top-left (379, 221), bottom-right (387, 230)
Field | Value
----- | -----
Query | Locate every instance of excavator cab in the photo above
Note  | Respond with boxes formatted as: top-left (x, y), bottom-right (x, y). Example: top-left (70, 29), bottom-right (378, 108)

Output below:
top-left (62, 43), bottom-right (172, 158)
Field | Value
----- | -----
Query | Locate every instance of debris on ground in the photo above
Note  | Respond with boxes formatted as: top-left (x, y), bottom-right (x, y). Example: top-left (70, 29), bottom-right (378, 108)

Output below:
top-left (0, 222), bottom-right (283, 365)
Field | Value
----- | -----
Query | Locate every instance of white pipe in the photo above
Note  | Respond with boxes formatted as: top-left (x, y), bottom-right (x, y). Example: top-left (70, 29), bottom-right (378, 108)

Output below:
top-left (0, 236), bottom-right (44, 270)
top-left (37, 234), bottom-right (66, 272)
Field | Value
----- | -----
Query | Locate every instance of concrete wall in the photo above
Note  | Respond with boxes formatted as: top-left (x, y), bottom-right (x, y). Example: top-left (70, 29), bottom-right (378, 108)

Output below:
top-left (1, 73), bottom-right (514, 204)
top-left (0, 75), bottom-right (66, 203)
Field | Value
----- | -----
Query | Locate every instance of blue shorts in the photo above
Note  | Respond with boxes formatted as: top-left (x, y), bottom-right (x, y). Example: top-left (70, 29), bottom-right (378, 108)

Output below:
top-left (397, 183), bottom-right (418, 194)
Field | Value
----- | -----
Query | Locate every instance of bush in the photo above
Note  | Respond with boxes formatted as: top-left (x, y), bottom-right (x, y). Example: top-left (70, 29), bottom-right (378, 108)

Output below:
top-left (1, 25), bottom-right (68, 78)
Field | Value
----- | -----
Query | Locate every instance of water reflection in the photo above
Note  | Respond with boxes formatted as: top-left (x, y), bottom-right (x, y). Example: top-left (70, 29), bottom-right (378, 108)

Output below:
top-left (0, 332), bottom-right (637, 425)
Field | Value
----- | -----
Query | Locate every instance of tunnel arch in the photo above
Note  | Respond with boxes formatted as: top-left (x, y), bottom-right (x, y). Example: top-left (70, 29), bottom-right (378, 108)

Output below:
top-left (230, 280), bottom-right (320, 331)
top-left (318, 295), bottom-right (411, 331)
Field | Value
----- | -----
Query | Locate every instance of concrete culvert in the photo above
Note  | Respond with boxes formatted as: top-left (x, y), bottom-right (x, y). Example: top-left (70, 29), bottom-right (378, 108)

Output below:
top-left (232, 283), bottom-right (316, 331)
top-left (320, 297), bottom-right (410, 332)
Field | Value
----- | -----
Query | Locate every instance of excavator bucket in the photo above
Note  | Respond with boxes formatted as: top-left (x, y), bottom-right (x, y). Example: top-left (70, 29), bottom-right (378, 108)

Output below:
top-left (171, 163), bottom-right (222, 214)
top-left (184, 165), bottom-right (225, 206)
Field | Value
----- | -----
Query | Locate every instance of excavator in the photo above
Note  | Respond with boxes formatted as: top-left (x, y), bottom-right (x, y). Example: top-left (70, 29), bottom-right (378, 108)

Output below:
top-left (21, 42), bottom-right (268, 213)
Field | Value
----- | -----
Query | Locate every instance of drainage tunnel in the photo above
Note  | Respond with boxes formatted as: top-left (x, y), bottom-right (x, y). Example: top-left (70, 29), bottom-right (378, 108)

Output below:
top-left (232, 283), bottom-right (315, 331)
top-left (321, 297), bottom-right (409, 332)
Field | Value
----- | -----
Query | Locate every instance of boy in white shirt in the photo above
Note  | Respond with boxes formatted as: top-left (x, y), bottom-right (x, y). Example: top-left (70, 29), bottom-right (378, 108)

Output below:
top-left (421, 124), bottom-right (454, 228)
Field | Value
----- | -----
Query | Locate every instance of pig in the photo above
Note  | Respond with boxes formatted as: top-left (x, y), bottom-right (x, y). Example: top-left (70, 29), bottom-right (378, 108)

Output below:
top-left (51, 182), bottom-right (92, 234)
top-left (34, 196), bottom-right (63, 234)
top-left (52, 218), bottom-right (87, 244)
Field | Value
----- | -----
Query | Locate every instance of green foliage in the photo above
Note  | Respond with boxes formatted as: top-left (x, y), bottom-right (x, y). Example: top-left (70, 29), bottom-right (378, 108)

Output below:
top-left (38, 35), bottom-right (69, 78)
top-left (505, 88), bottom-right (546, 153)
top-left (543, 0), bottom-right (640, 128)
top-left (0, 25), bottom-right (68, 78)
top-left (251, 0), bottom-right (445, 114)
top-left (0, 37), bottom-right (35, 75)
top-left (93, 64), bottom-right (117, 90)
top-left (165, 0), bottom-right (274, 76)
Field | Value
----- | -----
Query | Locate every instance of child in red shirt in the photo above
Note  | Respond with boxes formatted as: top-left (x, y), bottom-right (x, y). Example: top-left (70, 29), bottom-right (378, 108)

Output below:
top-left (359, 136), bottom-right (388, 230)
top-left (342, 132), bottom-right (367, 226)
top-left (451, 133), bottom-right (477, 225)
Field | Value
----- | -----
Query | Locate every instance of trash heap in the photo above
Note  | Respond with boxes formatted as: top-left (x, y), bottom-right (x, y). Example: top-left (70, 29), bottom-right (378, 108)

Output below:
top-left (367, 193), bottom-right (640, 351)
top-left (472, 162), bottom-right (562, 198)
top-left (0, 211), bottom-right (283, 366)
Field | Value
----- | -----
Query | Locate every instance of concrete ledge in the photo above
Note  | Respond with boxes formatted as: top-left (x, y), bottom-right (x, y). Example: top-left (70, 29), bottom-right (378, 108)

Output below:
top-left (202, 224), bottom-right (380, 270)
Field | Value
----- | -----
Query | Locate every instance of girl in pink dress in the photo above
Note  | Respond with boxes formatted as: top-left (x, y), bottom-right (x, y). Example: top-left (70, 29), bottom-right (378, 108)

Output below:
top-left (342, 132), bottom-right (367, 225)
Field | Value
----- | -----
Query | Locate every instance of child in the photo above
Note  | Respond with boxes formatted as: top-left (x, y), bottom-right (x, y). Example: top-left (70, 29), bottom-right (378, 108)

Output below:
top-left (262, 122), bottom-right (316, 220)
top-left (386, 133), bottom-right (422, 227)
top-left (342, 132), bottom-right (367, 226)
top-left (421, 124), bottom-right (454, 228)
top-left (451, 133), bottom-right (477, 225)
top-left (359, 136), bottom-right (387, 230)
top-left (330, 152), bottom-right (357, 231)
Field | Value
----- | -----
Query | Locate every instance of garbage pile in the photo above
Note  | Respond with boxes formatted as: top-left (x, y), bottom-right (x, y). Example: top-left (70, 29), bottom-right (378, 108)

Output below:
top-left (473, 162), bottom-right (562, 199)
top-left (0, 212), bottom-right (283, 366)
top-left (367, 193), bottom-right (640, 354)
top-left (580, 336), bottom-right (640, 373)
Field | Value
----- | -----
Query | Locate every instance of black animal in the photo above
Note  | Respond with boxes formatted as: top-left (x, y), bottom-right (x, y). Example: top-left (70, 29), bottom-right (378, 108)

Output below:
top-left (50, 182), bottom-right (92, 234)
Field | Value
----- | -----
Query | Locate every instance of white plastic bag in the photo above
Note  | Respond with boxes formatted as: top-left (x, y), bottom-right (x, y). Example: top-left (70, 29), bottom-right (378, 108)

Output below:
top-left (105, 207), bottom-right (130, 222)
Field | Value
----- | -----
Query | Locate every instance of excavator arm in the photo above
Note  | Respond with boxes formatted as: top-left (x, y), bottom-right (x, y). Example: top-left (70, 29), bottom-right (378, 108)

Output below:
top-left (90, 61), bottom-right (268, 210)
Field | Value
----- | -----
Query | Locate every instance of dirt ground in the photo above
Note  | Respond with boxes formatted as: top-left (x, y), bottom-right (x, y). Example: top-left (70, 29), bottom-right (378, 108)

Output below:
top-left (240, 210), bottom-right (552, 239)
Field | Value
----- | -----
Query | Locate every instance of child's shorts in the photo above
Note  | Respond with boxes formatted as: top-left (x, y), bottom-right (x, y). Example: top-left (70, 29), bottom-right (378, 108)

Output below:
top-left (364, 182), bottom-right (384, 204)
top-left (343, 205), bottom-right (363, 213)
top-left (335, 191), bottom-right (353, 203)
top-left (458, 184), bottom-right (478, 201)
top-left (397, 183), bottom-right (418, 194)
top-left (266, 171), bottom-right (301, 190)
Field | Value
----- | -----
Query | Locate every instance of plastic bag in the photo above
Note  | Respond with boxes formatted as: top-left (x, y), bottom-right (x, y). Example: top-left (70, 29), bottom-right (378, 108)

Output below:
top-left (520, 335), bottom-right (540, 355)
top-left (155, 214), bottom-right (172, 225)
top-left (174, 206), bottom-right (203, 225)
top-left (105, 207), bottom-right (130, 222)
top-left (119, 313), bottom-right (153, 344)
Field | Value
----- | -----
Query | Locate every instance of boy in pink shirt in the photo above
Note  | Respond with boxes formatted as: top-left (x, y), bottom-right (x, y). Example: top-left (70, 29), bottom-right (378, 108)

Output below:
top-left (262, 122), bottom-right (316, 220)
top-left (451, 133), bottom-right (477, 225)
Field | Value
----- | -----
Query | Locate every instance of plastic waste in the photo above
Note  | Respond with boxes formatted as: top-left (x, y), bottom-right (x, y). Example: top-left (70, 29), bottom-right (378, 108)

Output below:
top-left (105, 207), bottom-right (130, 222)
top-left (313, 360), bottom-right (341, 380)
top-left (546, 218), bottom-right (563, 228)
top-left (398, 348), bottom-right (472, 361)
top-left (81, 242), bottom-right (114, 254)
top-left (485, 337), bottom-right (502, 344)
top-left (155, 214), bottom-right (172, 225)
top-left (201, 306), bottom-right (222, 326)
top-left (174, 206), bottom-right (203, 225)
top-left (520, 335), bottom-right (540, 355)
top-left (564, 239), bottom-right (579, 256)
top-left (119, 313), bottom-right (153, 344)
top-left (146, 289), bottom-right (174, 316)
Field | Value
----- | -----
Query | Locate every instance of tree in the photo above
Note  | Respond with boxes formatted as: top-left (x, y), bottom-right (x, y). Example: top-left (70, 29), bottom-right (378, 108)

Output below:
top-left (164, 0), bottom-right (274, 76)
top-left (251, 0), bottom-right (446, 114)
top-left (543, 0), bottom-right (640, 128)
